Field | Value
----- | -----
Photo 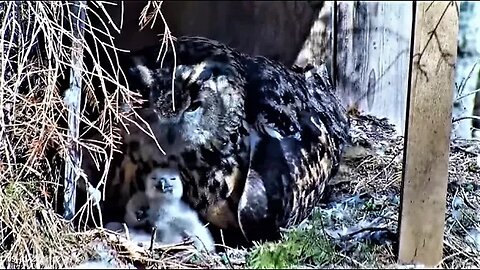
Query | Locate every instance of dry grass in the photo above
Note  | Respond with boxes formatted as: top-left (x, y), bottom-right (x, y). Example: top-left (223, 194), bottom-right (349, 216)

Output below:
top-left (0, 182), bottom-right (96, 268)
top-left (0, 1), bottom-right (171, 268)
top-left (65, 227), bottom-right (249, 269)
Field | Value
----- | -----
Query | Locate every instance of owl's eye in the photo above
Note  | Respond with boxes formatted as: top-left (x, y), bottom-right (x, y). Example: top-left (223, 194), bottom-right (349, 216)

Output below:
top-left (186, 100), bottom-right (202, 112)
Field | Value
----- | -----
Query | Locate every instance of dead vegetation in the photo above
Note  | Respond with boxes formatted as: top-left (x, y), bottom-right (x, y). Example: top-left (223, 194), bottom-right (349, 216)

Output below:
top-left (0, 1), bottom-right (166, 268)
top-left (315, 113), bottom-right (480, 269)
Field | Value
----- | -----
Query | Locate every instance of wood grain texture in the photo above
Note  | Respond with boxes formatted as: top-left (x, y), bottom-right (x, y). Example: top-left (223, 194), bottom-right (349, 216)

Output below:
top-left (63, 1), bottom-right (87, 221)
top-left (398, 1), bottom-right (459, 267)
top-left (335, 2), bottom-right (413, 135)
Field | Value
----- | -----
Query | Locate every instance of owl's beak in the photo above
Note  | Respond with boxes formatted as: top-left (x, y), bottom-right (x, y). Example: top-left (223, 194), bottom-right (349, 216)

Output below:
top-left (154, 177), bottom-right (173, 193)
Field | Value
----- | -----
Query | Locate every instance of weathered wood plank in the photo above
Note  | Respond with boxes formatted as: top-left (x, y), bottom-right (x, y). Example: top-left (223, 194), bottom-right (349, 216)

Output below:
top-left (335, 1), bottom-right (412, 134)
top-left (398, 1), bottom-right (459, 267)
top-left (63, 1), bottom-right (87, 220)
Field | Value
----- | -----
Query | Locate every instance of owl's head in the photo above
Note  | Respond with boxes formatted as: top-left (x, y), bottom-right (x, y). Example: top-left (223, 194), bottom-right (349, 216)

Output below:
top-left (145, 167), bottom-right (184, 201)
top-left (125, 55), bottom-right (245, 153)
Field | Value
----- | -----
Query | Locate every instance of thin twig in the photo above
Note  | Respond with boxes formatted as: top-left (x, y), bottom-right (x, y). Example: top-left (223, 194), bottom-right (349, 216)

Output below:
top-left (456, 87), bottom-right (480, 101)
top-left (150, 226), bottom-right (157, 253)
top-left (453, 115), bottom-right (480, 123)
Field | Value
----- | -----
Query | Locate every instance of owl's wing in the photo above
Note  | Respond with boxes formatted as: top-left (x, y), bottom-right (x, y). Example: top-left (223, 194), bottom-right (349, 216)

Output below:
top-left (238, 59), bottom-right (350, 241)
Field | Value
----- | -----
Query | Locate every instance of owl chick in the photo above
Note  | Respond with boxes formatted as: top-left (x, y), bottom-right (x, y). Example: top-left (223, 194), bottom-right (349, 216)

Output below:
top-left (124, 191), bottom-right (150, 229)
top-left (144, 167), bottom-right (215, 252)
top-left (104, 191), bottom-right (150, 231)
top-left (104, 191), bottom-right (153, 246)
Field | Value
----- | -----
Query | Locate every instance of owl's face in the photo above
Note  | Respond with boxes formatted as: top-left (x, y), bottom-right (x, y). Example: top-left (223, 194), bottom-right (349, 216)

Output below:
top-left (145, 167), bottom-right (184, 201)
top-left (126, 60), bottom-right (245, 153)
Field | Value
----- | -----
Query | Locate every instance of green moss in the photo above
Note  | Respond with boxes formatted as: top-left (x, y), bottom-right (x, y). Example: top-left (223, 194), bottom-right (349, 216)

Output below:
top-left (246, 218), bottom-right (337, 269)
top-left (3, 182), bottom-right (17, 197)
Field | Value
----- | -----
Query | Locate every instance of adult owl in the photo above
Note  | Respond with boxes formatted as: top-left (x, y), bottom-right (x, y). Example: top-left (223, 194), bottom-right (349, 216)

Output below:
top-left (114, 36), bottom-right (350, 243)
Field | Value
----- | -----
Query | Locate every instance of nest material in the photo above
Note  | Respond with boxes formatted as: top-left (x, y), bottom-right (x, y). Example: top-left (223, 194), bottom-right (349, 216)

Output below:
top-left (0, 1), bottom-right (171, 268)
top-left (0, 186), bottom-right (96, 269)
top-left (315, 113), bottom-right (480, 269)
top-left (67, 228), bottom-right (249, 269)
top-left (1, 100), bottom-right (478, 268)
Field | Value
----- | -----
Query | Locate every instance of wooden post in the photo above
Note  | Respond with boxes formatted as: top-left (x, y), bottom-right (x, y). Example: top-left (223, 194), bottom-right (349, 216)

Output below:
top-left (398, 1), bottom-right (459, 267)
top-left (63, 1), bottom-right (87, 221)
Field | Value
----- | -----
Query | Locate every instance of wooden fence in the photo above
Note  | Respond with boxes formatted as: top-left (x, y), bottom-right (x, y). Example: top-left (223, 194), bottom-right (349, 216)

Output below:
top-left (398, 2), bottom-right (457, 266)
top-left (335, 2), bottom-right (413, 135)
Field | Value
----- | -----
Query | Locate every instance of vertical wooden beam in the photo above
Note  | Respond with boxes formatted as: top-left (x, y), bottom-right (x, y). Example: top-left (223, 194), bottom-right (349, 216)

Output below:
top-left (398, 1), bottom-right (459, 267)
top-left (63, 1), bottom-right (87, 221)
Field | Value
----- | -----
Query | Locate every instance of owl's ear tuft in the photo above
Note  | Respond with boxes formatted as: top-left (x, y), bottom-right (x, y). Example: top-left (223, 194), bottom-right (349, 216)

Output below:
top-left (123, 57), bottom-right (156, 105)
